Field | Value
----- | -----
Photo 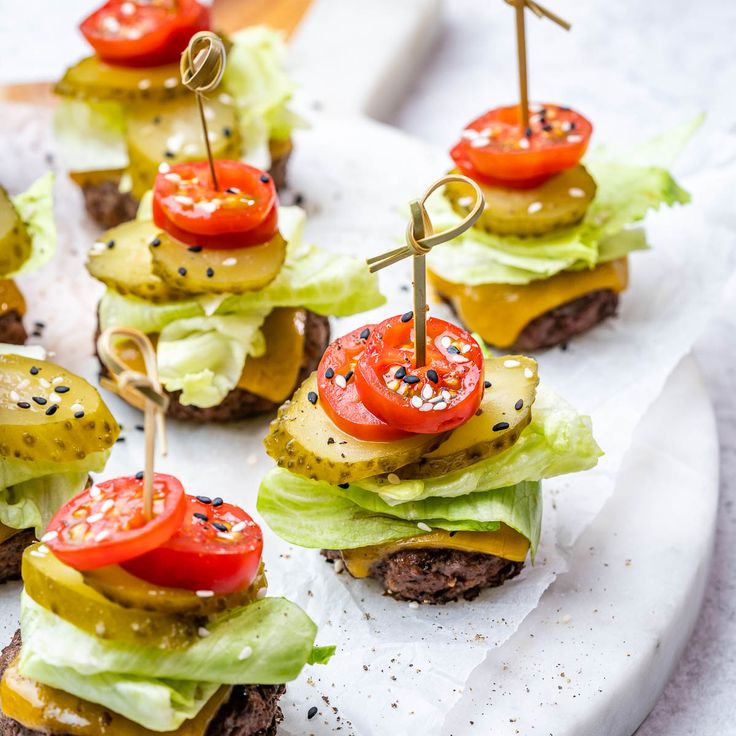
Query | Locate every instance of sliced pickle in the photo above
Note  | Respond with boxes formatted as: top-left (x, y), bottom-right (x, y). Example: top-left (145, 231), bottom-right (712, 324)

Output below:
top-left (150, 231), bottom-right (286, 294)
top-left (55, 56), bottom-right (188, 103)
top-left (126, 97), bottom-right (242, 199)
top-left (0, 354), bottom-right (119, 463)
top-left (238, 308), bottom-right (306, 403)
top-left (22, 545), bottom-right (199, 648)
top-left (445, 165), bottom-right (597, 236)
top-left (81, 563), bottom-right (266, 616)
top-left (0, 188), bottom-right (31, 277)
top-left (396, 356), bottom-right (538, 479)
top-left (86, 220), bottom-right (191, 302)
top-left (264, 373), bottom-right (448, 485)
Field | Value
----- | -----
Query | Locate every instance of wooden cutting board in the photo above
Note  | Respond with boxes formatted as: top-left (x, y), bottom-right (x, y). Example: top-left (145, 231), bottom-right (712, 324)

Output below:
top-left (0, 0), bottom-right (312, 105)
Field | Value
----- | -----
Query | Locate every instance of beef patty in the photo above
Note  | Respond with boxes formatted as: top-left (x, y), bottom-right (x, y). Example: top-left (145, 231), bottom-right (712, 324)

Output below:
top-left (0, 312), bottom-right (27, 346)
top-left (0, 530), bottom-right (36, 586)
top-left (0, 631), bottom-right (284, 736)
top-left (96, 309), bottom-right (330, 423)
top-left (81, 149), bottom-right (292, 230)
top-left (323, 548), bottom-right (525, 604)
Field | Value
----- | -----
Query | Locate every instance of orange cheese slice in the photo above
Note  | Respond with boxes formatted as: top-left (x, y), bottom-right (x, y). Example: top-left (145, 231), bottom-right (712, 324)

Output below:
top-left (429, 257), bottom-right (628, 348)
top-left (341, 526), bottom-right (530, 578)
top-left (0, 280), bottom-right (25, 318)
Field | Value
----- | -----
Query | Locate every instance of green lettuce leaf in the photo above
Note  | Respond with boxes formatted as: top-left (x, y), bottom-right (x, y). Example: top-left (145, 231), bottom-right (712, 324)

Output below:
top-left (53, 100), bottom-right (128, 172)
top-left (8, 174), bottom-right (57, 277)
top-left (258, 470), bottom-right (542, 553)
top-left (157, 312), bottom-right (269, 408)
top-left (358, 385), bottom-right (602, 503)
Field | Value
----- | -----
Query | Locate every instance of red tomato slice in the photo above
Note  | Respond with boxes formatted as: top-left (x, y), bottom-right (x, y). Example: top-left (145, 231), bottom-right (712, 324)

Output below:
top-left (451, 104), bottom-right (593, 188)
top-left (44, 474), bottom-right (187, 571)
top-left (80, 0), bottom-right (210, 68)
top-left (122, 495), bottom-right (263, 593)
top-left (355, 315), bottom-right (485, 434)
top-left (153, 161), bottom-right (279, 249)
top-left (317, 325), bottom-right (413, 442)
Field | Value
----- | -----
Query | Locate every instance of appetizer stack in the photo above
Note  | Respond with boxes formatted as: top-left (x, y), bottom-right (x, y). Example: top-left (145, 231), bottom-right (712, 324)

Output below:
top-left (87, 158), bottom-right (383, 421)
top-left (427, 104), bottom-right (689, 350)
top-left (0, 346), bottom-right (119, 583)
top-left (54, 0), bottom-right (301, 227)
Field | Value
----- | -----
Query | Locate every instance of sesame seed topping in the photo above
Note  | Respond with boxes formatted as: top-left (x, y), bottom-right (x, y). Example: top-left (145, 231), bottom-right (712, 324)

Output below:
top-left (87, 513), bottom-right (103, 524)
top-left (196, 590), bottom-right (215, 598)
top-left (231, 521), bottom-right (247, 533)
top-left (359, 327), bottom-right (371, 340)
top-left (387, 473), bottom-right (401, 485)
top-left (335, 375), bottom-right (347, 389)
top-left (325, 367), bottom-right (334, 379)
top-left (17, 401), bottom-right (30, 409)
top-left (89, 486), bottom-right (101, 499)
top-left (74, 411), bottom-right (85, 419)
top-left (54, 386), bottom-right (70, 394)
top-left (568, 187), bottom-right (585, 198)
top-left (504, 359), bottom-right (520, 368)
top-left (527, 201), bottom-right (543, 214)
top-left (150, 237), bottom-right (161, 248)
top-left (433, 401), bottom-right (447, 411)
top-left (137, 79), bottom-right (151, 90)
top-left (193, 512), bottom-right (208, 522)
top-left (337, 483), bottom-right (350, 489)
top-left (238, 645), bottom-right (253, 660)
top-left (344, 370), bottom-right (354, 382)
top-left (212, 522), bottom-right (228, 532)
top-left (196, 495), bottom-right (212, 504)
top-left (417, 522), bottom-right (432, 532)
top-left (394, 366), bottom-right (407, 380)
top-left (515, 399), bottom-right (524, 410)
top-left (403, 375), bottom-right (420, 385)
top-left (212, 497), bottom-right (223, 507)
top-left (493, 421), bottom-right (510, 431)
top-left (40, 530), bottom-right (58, 543)
top-left (400, 311), bottom-right (413, 323)
top-left (524, 367), bottom-right (534, 379)
top-left (32, 396), bottom-right (47, 405)
top-left (198, 627), bottom-right (210, 637)
top-left (259, 174), bottom-right (270, 183)
top-left (421, 384), bottom-right (433, 400)
top-left (484, 380), bottom-right (492, 389)
top-left (441, 336), bottom-right (451, 348)
top-left (206, 267), bottom-right (215, 278)
top-left (188, 245), bottom-right (203, 253)
top-left (222, 257), bottom-right (237, 266)
top-left (308, 706), bottom-right (318, 720)
top-left (419, 403), bottom-right (433, 411)
top-left (411, 396), bottom-right (423, 408)
top-left (135, 470), bottom-right (144, 480)
top-left (30, 366), bottom-right (39, 375)
top-left (95, 530), bottom-right (110, 542)
top-left (447, 345), bottom-right (460, 354)
top-left (174, 195), bottom-right (193, 206)
top-left (178, 267), bottom-right (187, 276)
top-left (567, 134), bottom-right (583, 143)
top-left (45, 405), bottom-right (58, 416)
top-left (307, 391), bottom-right (318, 405)
top-left (427, 369), bottom-right (438, 383)
top-left (408, 601), bottom-right (420, 609)
top-left (519, 137), bottom-right (530, 149)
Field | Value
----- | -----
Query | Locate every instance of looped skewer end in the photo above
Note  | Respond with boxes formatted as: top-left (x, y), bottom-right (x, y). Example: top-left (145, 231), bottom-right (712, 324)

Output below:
top-left (503, 0), bottom-right (571, 30)
top-left (180, 31), bottom-right (227, 94)
top-left (97, 327), bottom-right (169, 520)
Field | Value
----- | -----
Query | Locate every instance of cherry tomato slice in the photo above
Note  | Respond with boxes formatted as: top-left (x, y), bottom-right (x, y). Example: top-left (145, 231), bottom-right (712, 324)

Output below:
top-left (355, 315), bottom-right (484, 434)
top-left (80, 0), bottom-right (210, 68)
top-left (153, 161), bottom-right (279, 249)
top-left (44, 474), bottom-right (187, 571)
top-left (122, 495), bottom-right (263, 593)
top-left (317, 325), bottom-right (413, 442)
top-left (451, 104), bottom-right (593, 188)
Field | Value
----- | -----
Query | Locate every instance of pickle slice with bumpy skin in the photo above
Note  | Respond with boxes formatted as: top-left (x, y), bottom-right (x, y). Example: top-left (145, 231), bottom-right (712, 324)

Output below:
top-left (264, 373), bottom-right (448, 485)
top-left (445, 164), bottom-right (596, 236)
top-left (151, 230), bottom-right (286, 294)
top-left (126, 97), bottom-right (242, 199)
top-left (55, 55), bottom-right (188, 103)
top-left (82, 563), bottom-right (267, 616)
top-left (86, 219), bottom-right (191, 303)
top-left (0, 354), bottom-right (119, 463)
top-left (23, 544), bottom-right (200, 649)
top-left (0, 188), bottom-right (31, 277)
top-left (396, 356), bottom-right (538, 479)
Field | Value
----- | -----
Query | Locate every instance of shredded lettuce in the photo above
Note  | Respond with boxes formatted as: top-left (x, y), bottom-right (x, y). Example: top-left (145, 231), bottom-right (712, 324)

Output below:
top-left (20, 592), bottom-right (333, 731)
top-left (258, 471), bottom-right (542, 553)
top-left (8, 174), bottom-right (57, 277)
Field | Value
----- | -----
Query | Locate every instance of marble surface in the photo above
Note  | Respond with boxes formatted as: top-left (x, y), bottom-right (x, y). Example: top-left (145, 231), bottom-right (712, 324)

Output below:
top-left (386, 1), bottom-right (736, 732)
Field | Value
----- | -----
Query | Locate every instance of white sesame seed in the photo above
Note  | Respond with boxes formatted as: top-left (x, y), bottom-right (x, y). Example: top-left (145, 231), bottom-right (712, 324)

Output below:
top-left (95, 622), bottom-right (106, 636)
top-left (102, 16), bottom-right (120, 32)
top-left (408, 601), bottom-right (419, 609)
top-left (218, 93), bottom-right (234, 105)
top-left (238, 645), bottom-right (253, 661)
top-left (561, 121), bottom-right (572, 132)
top-left (49, 394), bottom-right (61, 404)
top-left (524, 367), bottom-right (535, 378)
top-left (519, 138), bottom-right (530, 149)
top-left (442, 390), bottom-right (452, 401)
top-left (231, 521), bottom-right (247, 533)
top-left (470, 137), bottom-right (490, 148)
top-left (568, 187), bottom-right (585, 198)
top-left (420, 403), bottom-right (433, 412)
top-left (457, 196), bottom-right (473, 207)
top-left (88, 485), bottom-right (101, 499)
top-left (461, 343), bottom-right (472, 354)
top-left (461, 129), bottom-right (480, 140)
top-left (410, 396), bottom-right (423, 408)
top-left (387, 473), bottom-right (401, 485)
top-left (504, 359), bottom-right (521, 368)
top-left (95, 530), bottom-right (110, 542)
top-left (39, 378), bottom-right (51, 389)
top-left (87, 513), bottom-right (104, 524)
top-left (71, 402), bottom-right (84, 413)
top-left (222, 257), bottom-right (237, 266)
top-left (567, 134), bottom-right (583, 143)
top-left (10, 390), bottom-right (19, 402)
top-left (417, 522), bottom-right (432, 532)
top-left (40, 530), bottom-right (58, 543)
top-left (164, 77), bottom-right (178, 89)
top-left (17, 379), bottom-right (29, 389)
top-left (198, 627), bottom-right (211, 638)
top-left (527, 201), bottom-right (543, 214)
top-left (120, 1), bottom-right (135, 15)
top-left (441, 336), bottom-right (452, 348)
top-left (101, 499), bottom-right (114, 513)
top-left (165, 173), bottom-right (182, 183)
top-left (174, 195), bottom-right (193, 206)
top-left (333, 559), bottom-right (345, 574)
top-left (256, 587), bottom-right (268, 599)
top-left (52, 377), bottom-right (63, 384)
top-left (335, 375), bottom-right (347, 389)
top-left (421, 384), bottom-right (433, 400)
top-left (429, 395), bottom-right (444, 404)
top-left (158, 162), bottom-right (171, 174)
top-left (137, 79), bottom-right (151, 91)
top-left (196, 590), bottom-right (215, 598)
top-left (91, 241), bottom-right (107, 254)
top-left (433, 401), bottom-right (448, 411)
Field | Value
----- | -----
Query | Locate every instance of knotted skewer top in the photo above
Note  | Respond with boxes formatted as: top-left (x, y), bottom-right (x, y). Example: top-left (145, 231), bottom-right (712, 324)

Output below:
top-left (503, 0), bottom-right (571, 31)
top-left (180, 31), bottom-right (227, 94)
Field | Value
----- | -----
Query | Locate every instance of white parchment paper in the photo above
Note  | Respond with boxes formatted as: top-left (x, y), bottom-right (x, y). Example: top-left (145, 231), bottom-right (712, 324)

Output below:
top-left (0, 105), bottom-right (733, 735)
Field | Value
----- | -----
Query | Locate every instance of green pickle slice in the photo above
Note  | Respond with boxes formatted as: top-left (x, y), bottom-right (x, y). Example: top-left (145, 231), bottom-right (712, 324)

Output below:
top-left (151, 231), bottom-right (286, 294)
top-left (396, 356), bottom-right (538, 479)
top-left (86, 219), bottom-right (191, 303)
top-left (126, 97), bottom-right (242, 199)
top-left (264, 374), bottom-right (448, 485)
top-left (0, 355), bottom-right (119, 463)
top-left (445, 164), bottom-right (597, 236)
top-left (0, 188), bottom-right (31, 277)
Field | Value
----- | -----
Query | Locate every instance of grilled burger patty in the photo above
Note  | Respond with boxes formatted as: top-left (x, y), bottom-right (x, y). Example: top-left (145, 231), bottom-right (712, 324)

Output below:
top-left (0, 312), bottom-right (27, 347)
top-left (81, 149), bottom-right (292, 230)
top-left (0, 631), bottom-right (284, 736)
top-left (0, 530), bottom-right (36, 586)
top-left (323, 548), bottom-right (525, 604)
top-left (96, 310), bottom-right (330, 423)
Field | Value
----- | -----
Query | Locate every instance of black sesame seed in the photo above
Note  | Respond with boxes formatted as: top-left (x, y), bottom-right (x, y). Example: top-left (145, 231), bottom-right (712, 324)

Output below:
top-left (196, 495), bottom-right (212, 505)
top-left (178, 267), bottom-right (187, 276)
top-left (359, 327), bottom-right (371, 340)
top-left (447, 345), bottom-right (461, 354)
top-left (107, 239), bottom-right (115, 249)
top-left (427, 369), bottom-right (439, 383)
top-left (151, 237), bottom-right (161, 248)
top-left (325, 367), bottom-right (334, 379)
top-left (395, 366), bottom-right (407, 380)
top-left (55, 386), bottom-right (70, 394)
top-left (225, 187), bottom-right (238, 194)
top-left (223, 127), bottom-right (232, 138)
top-left (206, 267), bottom-right (215, 278)
top-left (212, 522), bottom-right (228, 532)
top-left (194, 512), bottom-right (209, 522)
top-left (400, 311), bottom-right (413, 323)
top-left (29, 366), bottom-right (39, 375)
top-left (212, 497), bottom-right (223, 507)
top-left (337, 483), bottom-right (350, 489)
top-left (116, 437), bottom-right (126, 443)
top-left (525, 127), bottom-right (532, 137)
top-left (135, 470), bottom-right (144, 480)
top-left (449, 530), bottom-right (458, 537)
top-left (74, 410), bottom-right (85, 419)
top-left (403, 375), bottom-right (420, 385)
top-left (188, 245), bottom-right (203, 253)
top-left (308, 706), bottom-right (318, 720)
top-left (17, 401), bottom-right (30, 409)
top-left (135, 424), bottom-right (144, 431)
top-left (484, 380), bottom-right (492, 389)
top-left (515, 399), bottom-right (524, 410)
top-left (492, 421), bottom-right (510, 432)
top-left (45, 405), bottom-right (58, 416)
top-left (260, 174), bottom-right (270, 183)
top-left (32, 396), bottom-right (47, 406)
top-left (164, 150), bottom-right (175, 158)
top-left (570, 121), bottom-right (577, 130)
top-left (344, 370), bottom-right (354, 382)
top-left (307, 391), bottom-right (318, 405)
top-left (543, 123), bottom-right (553, 132)
top-left (153, 116), bottom-right (161, 125)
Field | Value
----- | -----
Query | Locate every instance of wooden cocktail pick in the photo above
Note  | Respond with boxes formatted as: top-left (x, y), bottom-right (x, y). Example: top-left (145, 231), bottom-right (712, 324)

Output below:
top-left (503, 0), bottom-right (571, 129)
top-left (180, 31), bottom-right (228, 190)
top-left (367, 174), bottom-right (485, 367)
top-left (97, 327), bottom-right (169, 521)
